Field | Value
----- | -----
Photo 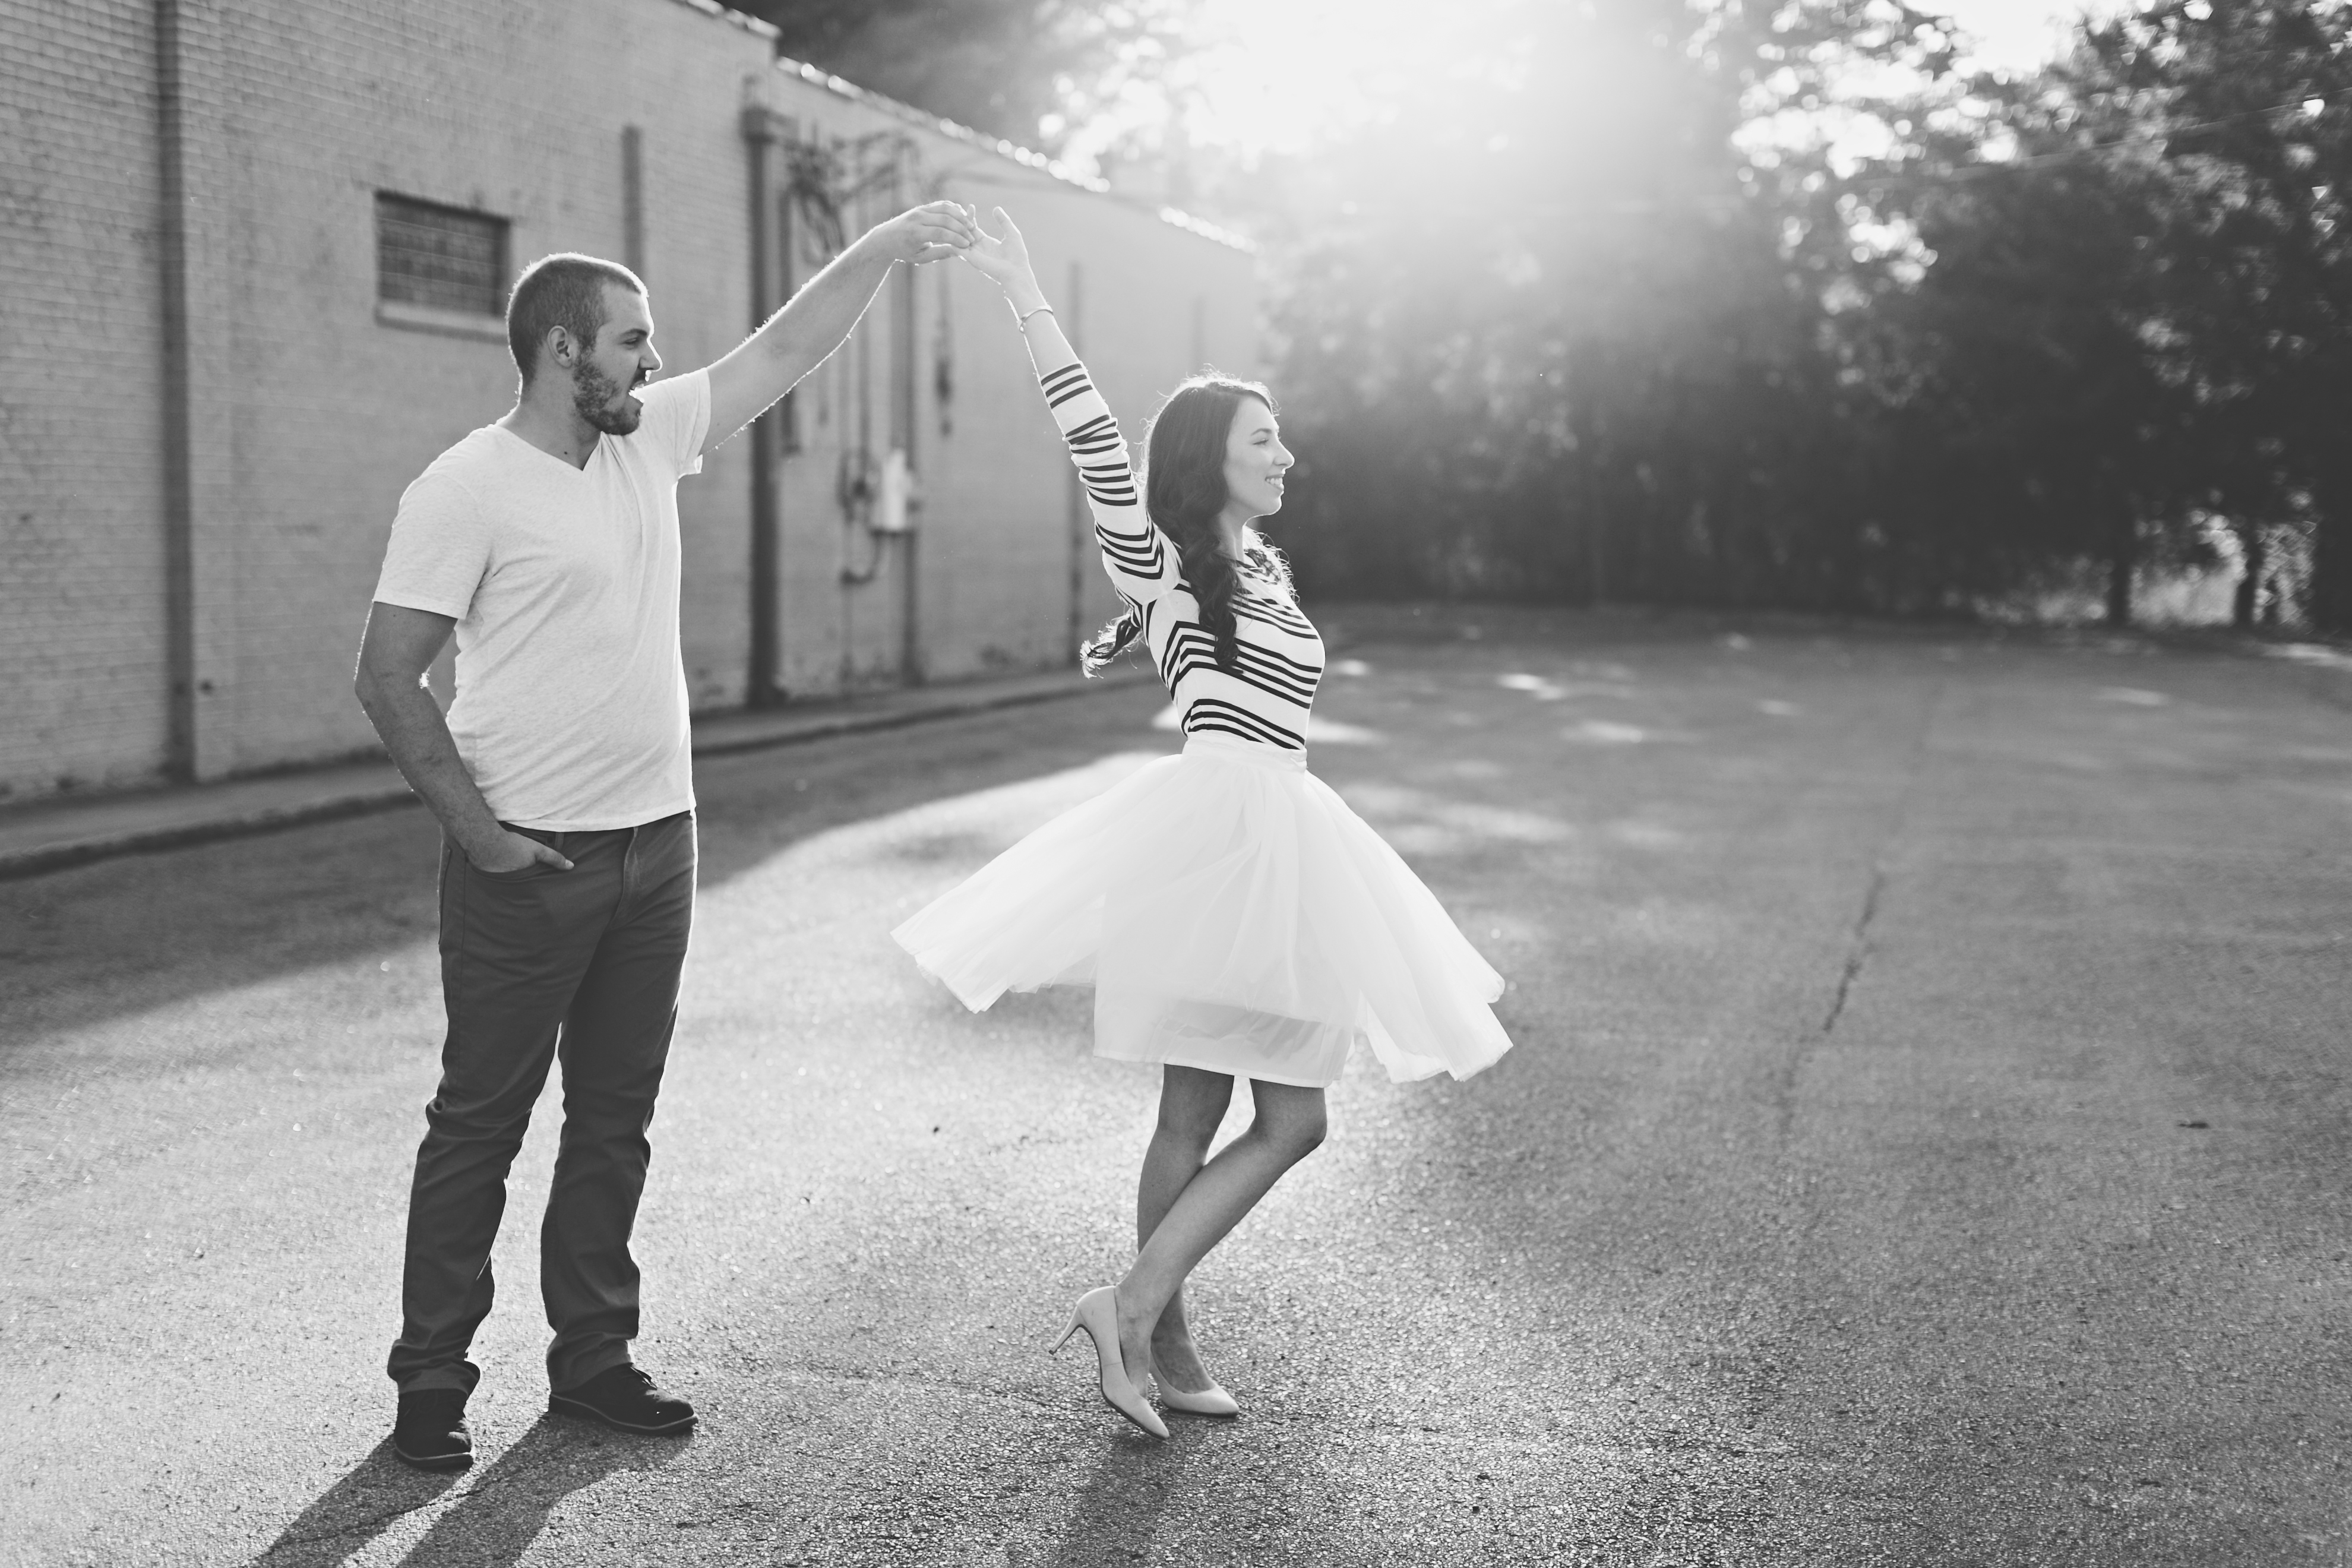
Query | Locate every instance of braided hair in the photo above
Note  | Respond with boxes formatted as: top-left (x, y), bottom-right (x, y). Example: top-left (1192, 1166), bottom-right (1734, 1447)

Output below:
top-left (1081, 374), bottom-right (1289, 675)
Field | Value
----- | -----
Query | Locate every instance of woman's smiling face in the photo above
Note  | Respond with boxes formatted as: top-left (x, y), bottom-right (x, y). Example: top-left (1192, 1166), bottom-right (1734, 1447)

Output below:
top-left (1222, 396), bottom-right (1293, 520)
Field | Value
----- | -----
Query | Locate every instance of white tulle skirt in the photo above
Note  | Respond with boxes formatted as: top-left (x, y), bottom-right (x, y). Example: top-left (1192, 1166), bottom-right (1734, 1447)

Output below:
top-left (892, 734), bottom-right (1514, 1087)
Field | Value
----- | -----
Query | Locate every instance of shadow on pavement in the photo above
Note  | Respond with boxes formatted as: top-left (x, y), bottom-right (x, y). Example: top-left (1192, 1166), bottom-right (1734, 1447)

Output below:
top-left (390, 1414), bottom-right (690, 1567)
top-left (244, 1440), bottom-right (457, 1567)
top-left (248, 1416), bottom-right (687, 1568)
top-left (1044, 1422), bottom-right (1213, 1567)
top-left (0, 688), bottom-right (1165, 1060)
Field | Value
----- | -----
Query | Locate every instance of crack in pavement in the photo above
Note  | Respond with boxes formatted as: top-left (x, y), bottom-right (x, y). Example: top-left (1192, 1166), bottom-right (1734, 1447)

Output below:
top-left (1772, 674), bottom-right (1950, 1147)
top-left (1819, 864), bottom-right (1889, 1036)
top-left (1817, 674), bottom-right (1947, 1040)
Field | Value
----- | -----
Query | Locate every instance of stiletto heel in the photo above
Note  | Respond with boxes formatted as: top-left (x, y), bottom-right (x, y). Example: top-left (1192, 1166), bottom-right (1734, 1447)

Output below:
top-left (1150, 1357), bottom-right (1240, 1417)
top-left (1054, 1286), bottom-right (1168, 1438)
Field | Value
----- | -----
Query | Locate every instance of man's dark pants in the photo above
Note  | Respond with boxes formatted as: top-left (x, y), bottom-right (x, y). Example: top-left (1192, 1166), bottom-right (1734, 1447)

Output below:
top-left (387, 811), bottom-right (696, 1396)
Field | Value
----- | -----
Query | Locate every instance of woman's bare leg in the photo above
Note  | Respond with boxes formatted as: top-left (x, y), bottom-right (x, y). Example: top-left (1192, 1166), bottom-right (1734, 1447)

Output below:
top-left (1136, 1066), bottom-right (1235, 1391)
top-left (1117, 1076), bottom-right (1327, 1382)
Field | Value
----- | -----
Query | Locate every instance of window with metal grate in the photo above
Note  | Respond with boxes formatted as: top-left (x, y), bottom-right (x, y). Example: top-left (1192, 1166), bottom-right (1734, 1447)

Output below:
top-left (375, 194), bottom-right (508, 317)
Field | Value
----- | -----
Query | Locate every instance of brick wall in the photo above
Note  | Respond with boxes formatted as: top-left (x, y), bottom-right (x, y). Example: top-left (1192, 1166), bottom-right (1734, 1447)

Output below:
top-left (748, 73), bottom-right (1258, 698)
top-left (0, 0), bottom-right (171, 801)
top-left (0, 0), bottom-right (1256, 804)
top-left (913, 181), bottom-right (1262, 685)
top-left (167, 0), bottom-right (770, 779)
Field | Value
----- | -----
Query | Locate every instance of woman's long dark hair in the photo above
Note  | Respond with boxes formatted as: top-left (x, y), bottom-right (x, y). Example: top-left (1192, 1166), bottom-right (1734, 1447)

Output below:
top-left (1080, 374), bottom-right (1290, 675)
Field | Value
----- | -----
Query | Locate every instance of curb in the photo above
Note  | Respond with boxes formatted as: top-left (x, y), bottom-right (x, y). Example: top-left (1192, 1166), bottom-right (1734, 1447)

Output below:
top-left (0, 788), bottom-right (423, 883)
top-left (691, 665), bottom-right (1152, 758)
top-left (0, 666), bottom-right (1155, 883)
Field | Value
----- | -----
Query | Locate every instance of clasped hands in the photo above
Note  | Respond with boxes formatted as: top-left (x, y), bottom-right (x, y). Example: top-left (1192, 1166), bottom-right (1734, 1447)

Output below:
top-left (869, 200), bottom-right (981, 266)
top-left (868, 201), bottom-right (1038, 303)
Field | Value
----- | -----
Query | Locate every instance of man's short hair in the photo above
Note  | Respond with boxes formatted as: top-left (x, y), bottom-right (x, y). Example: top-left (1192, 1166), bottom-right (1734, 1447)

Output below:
top-left (506, 254), bottom-right (646, 384)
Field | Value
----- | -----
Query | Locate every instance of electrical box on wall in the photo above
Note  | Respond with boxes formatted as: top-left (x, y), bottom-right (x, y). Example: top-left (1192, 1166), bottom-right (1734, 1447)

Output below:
top-left (874, 447), bottom-right (918, 533)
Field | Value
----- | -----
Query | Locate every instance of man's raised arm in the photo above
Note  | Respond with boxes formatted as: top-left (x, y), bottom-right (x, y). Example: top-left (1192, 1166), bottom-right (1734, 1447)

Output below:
top-left (703, 201), bottom-right (974, 447)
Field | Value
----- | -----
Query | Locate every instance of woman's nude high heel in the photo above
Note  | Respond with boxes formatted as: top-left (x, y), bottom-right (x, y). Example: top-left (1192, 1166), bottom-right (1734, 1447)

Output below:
top-left (1052, 1286), bottom-right (1168, 1438)
top-left (1150, 1357), bottom-right (1240, 1417)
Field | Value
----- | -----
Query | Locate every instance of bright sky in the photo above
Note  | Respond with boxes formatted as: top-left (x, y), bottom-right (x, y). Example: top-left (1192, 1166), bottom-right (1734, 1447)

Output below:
top-left (1937, 0), bottom-right (2116, 71)
top-left (1162, 0), bottom-right (2116, 158)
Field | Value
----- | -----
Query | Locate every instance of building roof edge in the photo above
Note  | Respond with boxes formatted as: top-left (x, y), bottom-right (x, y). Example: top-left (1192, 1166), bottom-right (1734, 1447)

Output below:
top-left (660, 0), bottom-right (778, 42)
top-left (761, 53), bottom-right (1255, 254)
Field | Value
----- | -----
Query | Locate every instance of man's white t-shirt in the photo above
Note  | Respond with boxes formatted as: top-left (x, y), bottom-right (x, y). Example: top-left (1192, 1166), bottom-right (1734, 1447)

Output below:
top-left (372, 371), bottom-right (711, 832)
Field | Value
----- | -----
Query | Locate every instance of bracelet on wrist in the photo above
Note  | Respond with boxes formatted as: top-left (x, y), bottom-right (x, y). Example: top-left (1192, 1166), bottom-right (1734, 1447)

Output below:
top-left (1015, 303), bottom-right (1055, 327)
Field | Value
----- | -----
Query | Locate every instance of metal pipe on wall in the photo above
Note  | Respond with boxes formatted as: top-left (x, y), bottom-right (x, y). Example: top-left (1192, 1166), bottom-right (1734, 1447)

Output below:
top-left (740, 106), bottom-right (784, 707)
top-left (621, 125), bottom-right (646, 280)
top-left (155, 0), bottom-right (198, 780)
top-left (892, 149), bottom-right (921, 685)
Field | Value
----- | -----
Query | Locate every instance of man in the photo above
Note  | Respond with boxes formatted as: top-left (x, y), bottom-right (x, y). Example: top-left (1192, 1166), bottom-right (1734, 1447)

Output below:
top-left (355, 201), bottom-right (974, 1471)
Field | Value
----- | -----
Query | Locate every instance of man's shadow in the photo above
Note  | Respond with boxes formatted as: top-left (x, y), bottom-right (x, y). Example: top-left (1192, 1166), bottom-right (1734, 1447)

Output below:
top-left (248, 1415), bottom-right (687, 1568)
top-left (244, 1439), bottom-right (454, 1568)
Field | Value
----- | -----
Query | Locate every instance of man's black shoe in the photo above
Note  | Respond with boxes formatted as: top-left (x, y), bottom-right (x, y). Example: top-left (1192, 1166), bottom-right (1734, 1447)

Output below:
top-left (548, 1364), bottom-right (696, 1435)
top-left (392, 1388), bottom-right (474, 1471)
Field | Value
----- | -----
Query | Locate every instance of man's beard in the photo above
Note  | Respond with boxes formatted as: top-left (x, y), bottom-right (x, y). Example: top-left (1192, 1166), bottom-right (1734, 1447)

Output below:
top-left (574, 361), bottom-right (645, 435)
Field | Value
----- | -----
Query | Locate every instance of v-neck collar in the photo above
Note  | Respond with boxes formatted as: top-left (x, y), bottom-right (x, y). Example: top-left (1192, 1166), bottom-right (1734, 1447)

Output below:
top-left (490, 422), bottom-right (603, 475)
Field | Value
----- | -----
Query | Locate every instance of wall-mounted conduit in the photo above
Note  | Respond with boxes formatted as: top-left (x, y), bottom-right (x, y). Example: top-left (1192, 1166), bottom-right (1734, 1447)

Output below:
top-left (742, 104), bottom-right (928, 700)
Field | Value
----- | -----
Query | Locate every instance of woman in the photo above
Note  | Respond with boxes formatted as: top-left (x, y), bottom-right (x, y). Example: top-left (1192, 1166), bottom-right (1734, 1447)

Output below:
top-left (894, 208), bottom-right (1514, 1438)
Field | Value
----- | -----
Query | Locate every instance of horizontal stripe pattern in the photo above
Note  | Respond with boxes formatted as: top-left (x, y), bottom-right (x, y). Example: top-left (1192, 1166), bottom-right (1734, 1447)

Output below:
top-left (1042, 359), bottom-right (1325, 757)
top-left (1161, 626), bottom-right (1319, 707)
top-left (1183, 697), bottom-right (1307, 751)
top-left (1044, 366), bottom-right (1171, 598)
top-left (1231, 592), bottom-right (1316, 638)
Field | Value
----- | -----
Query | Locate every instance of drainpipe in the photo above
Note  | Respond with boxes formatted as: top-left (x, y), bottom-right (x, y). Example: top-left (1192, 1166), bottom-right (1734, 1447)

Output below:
top-left (741, 103), bottom-right (782, 707)
top-left (156, 0), bottom-right (197, 780)
top-left (621, 125), bottom-right (646, 279)
top-left (892, 154), bottom-right (922, 685)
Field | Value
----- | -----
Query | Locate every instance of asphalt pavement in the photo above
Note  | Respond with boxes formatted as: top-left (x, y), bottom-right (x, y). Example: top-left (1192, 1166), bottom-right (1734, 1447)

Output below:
top-left (3, 608), bottom-right (2346, 1567)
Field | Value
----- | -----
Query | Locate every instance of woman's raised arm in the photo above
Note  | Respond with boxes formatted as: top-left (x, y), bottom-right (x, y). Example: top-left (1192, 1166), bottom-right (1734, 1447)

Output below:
top-left (959, 207), bottom-right (1180, 604)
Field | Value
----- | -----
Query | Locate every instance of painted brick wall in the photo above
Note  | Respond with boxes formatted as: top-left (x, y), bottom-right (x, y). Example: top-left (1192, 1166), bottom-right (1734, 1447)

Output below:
top-left (0, 0), bottom-right (1255, 804)
top-left (170, 0), bottom-right (769, 778)
top-left (919, 181), bottom-right (1259, 684)
top-left (749, 76), bottom-right (1257, 698)
top-left (0, 0), bottom-right (172, 801)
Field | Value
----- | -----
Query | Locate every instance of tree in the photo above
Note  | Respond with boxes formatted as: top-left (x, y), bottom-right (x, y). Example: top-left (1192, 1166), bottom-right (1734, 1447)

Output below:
top-left (1842, 65), bottom-right (2209, 624)
top-left (1271, 0), bottom-right (2344, 629)
top-left (2071, 0), bottom-right (2352, 631)
top-left (1268, 0), bottom-right (1962, 610)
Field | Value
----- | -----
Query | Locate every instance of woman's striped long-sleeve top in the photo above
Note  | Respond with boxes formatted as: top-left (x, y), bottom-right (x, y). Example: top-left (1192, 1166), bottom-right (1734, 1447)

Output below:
top-left (1040, 359), bottom-right (1324, 753)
